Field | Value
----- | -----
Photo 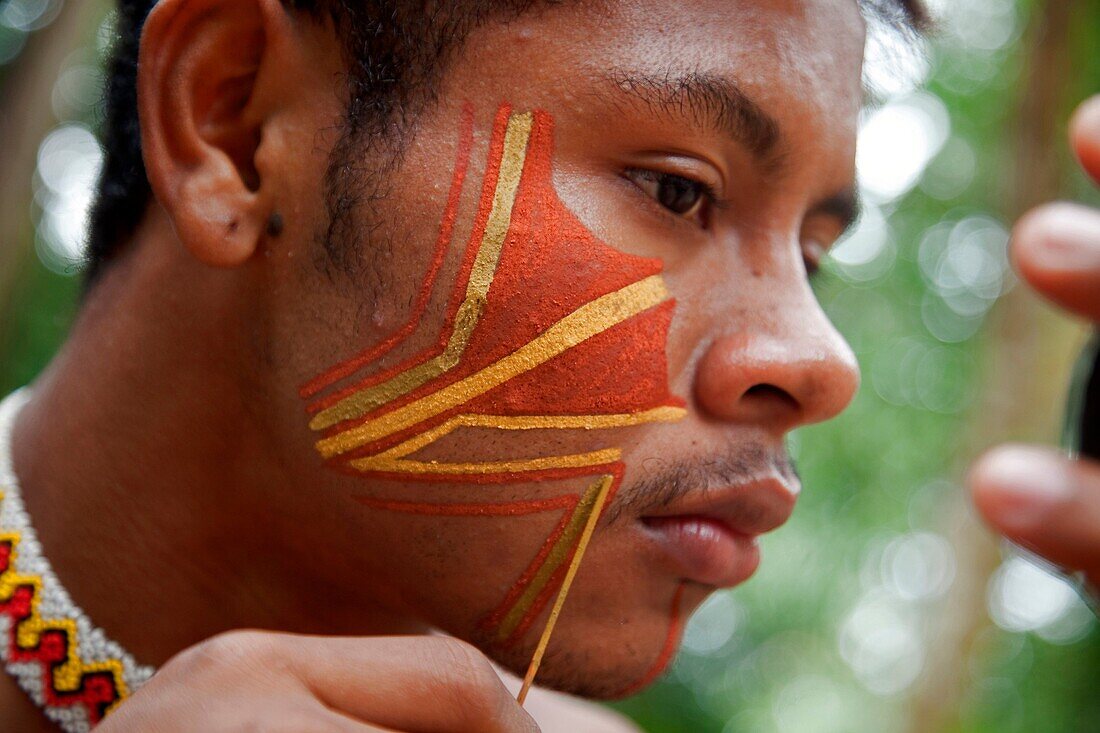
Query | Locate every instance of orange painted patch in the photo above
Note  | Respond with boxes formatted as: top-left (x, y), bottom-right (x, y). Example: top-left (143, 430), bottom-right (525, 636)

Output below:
top-left (300, 102), bottom-right (685, 673)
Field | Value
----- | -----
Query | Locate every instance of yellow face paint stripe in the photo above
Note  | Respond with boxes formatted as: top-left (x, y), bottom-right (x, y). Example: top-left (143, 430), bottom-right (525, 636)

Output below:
top-left (346, 407), bottom-right (686, 474)
top-left (495, 475), bottom-right (610, 642)
top-left (309, 112), bottom-right (535, 432)
top-left (463, 111), bottom-right (534, 312)
top-left (298, 106), bottom-right (687, 674)
top-left (516, 472), bottom-right (616, 704)
top-left (316, 274), bottom-right (671, 459)
top-left (350, 449), bottom-right (623, 475)
top-left (372, 407), bottom-right (688, 461)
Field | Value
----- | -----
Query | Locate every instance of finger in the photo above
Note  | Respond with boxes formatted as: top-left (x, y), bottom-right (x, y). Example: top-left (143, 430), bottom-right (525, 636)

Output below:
top-left (970, 444), bottom-right (1100, 581)
top-left (1010, 202), bottom-right (1100, 322)
top-left (1070, 95), bottom-right (1100, 185)
top-left (282, 635), bottom-right (541, 733)
top-left (225, 701), bottom-right (404, 733)
top-left (309, 702), bottom-right (402, 733)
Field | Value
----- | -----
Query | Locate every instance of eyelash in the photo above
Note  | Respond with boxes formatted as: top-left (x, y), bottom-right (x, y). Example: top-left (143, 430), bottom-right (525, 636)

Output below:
top-left (624, 168), bottom-right (718, 227)
top-left (625, 168), bottom-right (828, 282)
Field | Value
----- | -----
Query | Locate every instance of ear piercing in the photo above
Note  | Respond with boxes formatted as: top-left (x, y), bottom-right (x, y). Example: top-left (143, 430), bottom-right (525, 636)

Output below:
top-left (266, 212), bottom-right (284, 238)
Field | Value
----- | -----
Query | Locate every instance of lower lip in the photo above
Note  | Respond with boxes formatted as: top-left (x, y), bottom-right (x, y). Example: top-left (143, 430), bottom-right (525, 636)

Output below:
top-left (642, 516), bottom-right (760, 588)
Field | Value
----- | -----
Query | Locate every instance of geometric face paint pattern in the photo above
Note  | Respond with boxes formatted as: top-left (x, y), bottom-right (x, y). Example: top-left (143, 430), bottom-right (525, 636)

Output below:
top-left (300, 103), bottom-right (688, 686)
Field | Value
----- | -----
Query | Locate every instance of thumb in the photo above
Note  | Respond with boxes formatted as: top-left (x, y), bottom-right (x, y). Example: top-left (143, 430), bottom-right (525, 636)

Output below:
top-left (969, 444), bottom-right (1100, 583)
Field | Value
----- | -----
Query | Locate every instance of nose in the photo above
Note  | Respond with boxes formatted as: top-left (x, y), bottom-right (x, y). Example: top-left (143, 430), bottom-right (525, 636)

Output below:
top-left (694, 312), bottom-right (860, 434)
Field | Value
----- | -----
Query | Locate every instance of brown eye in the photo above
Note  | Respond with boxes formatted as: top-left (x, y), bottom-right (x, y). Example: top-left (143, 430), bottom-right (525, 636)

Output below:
top-left (656, 174), bottom-right (704, 214)
top-left (628, 169), bottom-right (710, 221)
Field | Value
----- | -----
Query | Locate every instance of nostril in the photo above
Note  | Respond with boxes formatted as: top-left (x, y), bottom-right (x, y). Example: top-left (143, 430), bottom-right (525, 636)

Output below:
top-left (743, 384), bottom-right (799, 411)
top-left (695, 333), bottom-right (856, 426)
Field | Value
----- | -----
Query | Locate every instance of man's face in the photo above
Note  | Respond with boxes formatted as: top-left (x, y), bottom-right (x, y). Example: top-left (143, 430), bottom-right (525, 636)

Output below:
top-left (253, 0), bottom-right (864, 697)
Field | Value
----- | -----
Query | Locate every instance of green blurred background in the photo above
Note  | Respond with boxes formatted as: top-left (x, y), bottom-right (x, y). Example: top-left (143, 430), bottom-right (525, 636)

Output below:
top-left (1, 1), bottom-right (1098, 731)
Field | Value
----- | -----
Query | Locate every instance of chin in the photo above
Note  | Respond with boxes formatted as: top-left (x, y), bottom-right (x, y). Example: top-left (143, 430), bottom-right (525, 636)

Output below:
top-left (471, 581), bottom-right (696, 700)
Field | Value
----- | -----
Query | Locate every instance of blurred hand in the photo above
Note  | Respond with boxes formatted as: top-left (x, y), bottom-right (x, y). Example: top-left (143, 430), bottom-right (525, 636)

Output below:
top-left (969, 95), bottom-right (1100, 592)
top-left (97, 631), bottom-right (540, 733)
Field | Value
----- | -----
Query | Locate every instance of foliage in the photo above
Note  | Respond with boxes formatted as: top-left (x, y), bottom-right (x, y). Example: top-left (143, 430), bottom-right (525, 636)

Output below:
top-left (0, 1), bottom-right (1097, 731)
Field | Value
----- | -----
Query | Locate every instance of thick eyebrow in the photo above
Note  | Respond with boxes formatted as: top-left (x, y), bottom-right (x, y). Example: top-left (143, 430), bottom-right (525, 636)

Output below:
top-left (811, 187), bottom-right (862, 235)
top-left (601, 69), bottom-right (784, 166)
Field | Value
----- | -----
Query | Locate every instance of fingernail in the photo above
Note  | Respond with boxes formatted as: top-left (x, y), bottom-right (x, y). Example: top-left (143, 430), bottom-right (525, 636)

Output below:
top-left (978, 448), bottom-right (1075, 531)
top-left (1022, 204), bottom-right (1100, 273)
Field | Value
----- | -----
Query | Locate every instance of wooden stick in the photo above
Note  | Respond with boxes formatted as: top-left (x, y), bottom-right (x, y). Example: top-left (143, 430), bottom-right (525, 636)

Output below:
top-left (517, 475), bottom-right (613, 705)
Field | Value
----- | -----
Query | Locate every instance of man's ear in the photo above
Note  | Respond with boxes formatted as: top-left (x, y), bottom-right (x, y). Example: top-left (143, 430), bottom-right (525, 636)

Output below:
top-left (138, 0), bottom-right (287, 268)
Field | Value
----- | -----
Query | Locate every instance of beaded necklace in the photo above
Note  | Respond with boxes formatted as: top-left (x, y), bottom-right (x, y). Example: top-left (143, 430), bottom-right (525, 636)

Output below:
top-left (0, 390), bottom-right (155, 732)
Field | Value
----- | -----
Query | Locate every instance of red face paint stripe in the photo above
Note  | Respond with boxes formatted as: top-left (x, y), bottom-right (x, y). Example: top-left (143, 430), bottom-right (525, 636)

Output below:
top-left (610, 582), bottom-right (687, 698)
top-left (332, 461), bottom-right (624, 485)
top-left (306, 104), bottom-right (516, 414)
top-left (481, 508), bottom-right (576, 630)
top-left (488, 471), bottom-right (624, 642)
top-left (492, 470), bottom-right (622, 643)
top-left (299, 103), bottom-right (477, 402)
top-left (440, 103), bottom-right (517, 345)
top-left (314, 294), bottom-right (681, 453)
top-left (480, 465), bottom-right (621, 631)
top-left (303, 104), bottom-right (685, 665)
top-left (352, 494), bottom-right (577, 516)
top-left (502, 561), bottom-right (569, 648)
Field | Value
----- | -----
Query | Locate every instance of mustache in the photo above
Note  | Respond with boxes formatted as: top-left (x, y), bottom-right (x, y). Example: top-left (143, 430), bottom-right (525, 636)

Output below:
top-left (605, 441), bottom-right (799, 523)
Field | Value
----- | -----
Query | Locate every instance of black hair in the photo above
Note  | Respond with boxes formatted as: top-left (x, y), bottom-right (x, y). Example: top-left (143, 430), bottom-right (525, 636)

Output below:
top-left (84, 0), bottom-right (928, 286)
top-left (85, 0), bottom-right (558, 284)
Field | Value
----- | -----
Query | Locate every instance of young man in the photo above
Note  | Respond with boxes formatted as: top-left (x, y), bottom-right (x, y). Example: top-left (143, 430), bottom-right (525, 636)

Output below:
top-left (2, 0), bottom-right (1097, 730)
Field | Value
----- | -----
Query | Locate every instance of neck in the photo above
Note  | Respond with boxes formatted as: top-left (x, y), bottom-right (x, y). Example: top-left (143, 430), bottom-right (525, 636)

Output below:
top-left (9, 211), bottom-right (422, 667)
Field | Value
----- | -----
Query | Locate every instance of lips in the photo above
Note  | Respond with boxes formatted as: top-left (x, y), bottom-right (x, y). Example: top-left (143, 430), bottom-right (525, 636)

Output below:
top-left (640, 475), bottom-right (799, 587)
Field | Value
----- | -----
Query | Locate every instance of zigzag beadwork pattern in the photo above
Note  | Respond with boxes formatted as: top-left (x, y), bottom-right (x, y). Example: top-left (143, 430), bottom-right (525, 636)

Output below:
top-left (301, 103), bottom-right (688, 652)
top-left (0, 391), bottom-right (155, 732)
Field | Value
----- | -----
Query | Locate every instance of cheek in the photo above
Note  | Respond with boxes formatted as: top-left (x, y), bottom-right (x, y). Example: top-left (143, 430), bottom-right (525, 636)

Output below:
top-left (297, 103), bottom-right (685, 657)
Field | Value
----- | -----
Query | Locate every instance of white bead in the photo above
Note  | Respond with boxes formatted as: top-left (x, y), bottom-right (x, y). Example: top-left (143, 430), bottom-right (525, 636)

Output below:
top-left (0, 391), bottom-right (156, 729)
